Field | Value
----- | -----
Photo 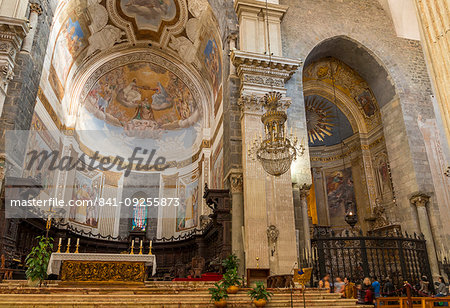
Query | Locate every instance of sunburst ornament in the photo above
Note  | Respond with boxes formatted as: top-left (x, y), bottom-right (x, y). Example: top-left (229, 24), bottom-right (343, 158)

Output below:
top-left (305, 96), bottom-right (335, 144)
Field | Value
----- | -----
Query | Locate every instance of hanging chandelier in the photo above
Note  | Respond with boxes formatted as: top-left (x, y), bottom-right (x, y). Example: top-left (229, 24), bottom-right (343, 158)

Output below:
top-left (247, 0), bottom-right (304, 176)
top-left (248, 92), bottom-right (305, 176)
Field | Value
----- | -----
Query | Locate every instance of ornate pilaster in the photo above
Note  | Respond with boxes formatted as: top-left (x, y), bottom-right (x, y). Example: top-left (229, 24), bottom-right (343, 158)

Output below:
top-left (231, 37), bottom-right (302, 275)
top-left (228, 171), bottom-right (245, 275)
top-left (21, 3), bottom-right (42, 53)
top-left (410, 193), bottom-right (440, 278)
top-left (0, 17), bottom-right (28, 117)
top-left (294, 184), bottom-right (312, 257)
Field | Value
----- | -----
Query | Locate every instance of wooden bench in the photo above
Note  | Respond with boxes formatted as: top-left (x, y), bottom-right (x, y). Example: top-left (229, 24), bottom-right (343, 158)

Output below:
top-left (377, 296), bottom-right (450, 308)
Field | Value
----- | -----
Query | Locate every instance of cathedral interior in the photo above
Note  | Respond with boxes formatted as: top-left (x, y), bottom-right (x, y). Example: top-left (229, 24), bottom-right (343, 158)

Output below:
top-left (0, 0), bottom-right (449, 306)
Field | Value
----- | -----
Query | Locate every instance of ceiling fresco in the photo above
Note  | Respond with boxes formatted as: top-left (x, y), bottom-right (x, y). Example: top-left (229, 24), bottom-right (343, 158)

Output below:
top-left (76, 53), bottom-right (204, 162)
top-left (48, 0), bottom-right (222, 115)
top-left (119, 0), bottom-right (177, 31)
top-left (83, 62), bottom-right (200, 138)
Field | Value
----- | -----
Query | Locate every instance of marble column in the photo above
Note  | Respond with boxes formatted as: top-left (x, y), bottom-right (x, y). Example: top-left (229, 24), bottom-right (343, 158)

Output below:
top-left (21, 3), bottom-right (42, 53)
top-left (413, 0), bottom-right (450, 149)
top-left (299, 184), bottom-right (311, 254)
top-left (410, 193), bottom-right (440, 278)
top-left (229, 172), bottom-right (245, 276)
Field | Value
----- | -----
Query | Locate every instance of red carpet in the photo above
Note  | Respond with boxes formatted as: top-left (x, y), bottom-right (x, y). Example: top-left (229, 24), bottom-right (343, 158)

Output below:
top-left (172, 273), bottom-right (223, 282)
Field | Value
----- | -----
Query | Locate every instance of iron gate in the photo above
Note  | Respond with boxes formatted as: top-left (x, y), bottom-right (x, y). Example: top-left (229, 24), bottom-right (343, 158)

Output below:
top-left (304, 228), bottom-right (433, 292)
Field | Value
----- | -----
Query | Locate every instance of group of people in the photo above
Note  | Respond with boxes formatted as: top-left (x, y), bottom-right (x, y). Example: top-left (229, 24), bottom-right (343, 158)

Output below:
top-left (318, 274), bottom-right (449, 306)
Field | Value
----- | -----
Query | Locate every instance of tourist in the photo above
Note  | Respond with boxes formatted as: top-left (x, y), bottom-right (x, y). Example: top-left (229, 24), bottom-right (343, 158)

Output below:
top-left (419, 275), bottom-right (430, 295)
top-left (334, 277), bottom-right (345, 295)
top-left (359, 277), bottom-right (374, 305)
top-left (435, 277), bottom-right (449, 307)
top-left (372, 276), bottom-right (381, 298)
top-left (319, 274), bottom-right (331, 292)
top-left (436, 277), bottom-right (449, 296)
top-left (343, 277), bottom-right (356, 299)
top-left (382, 276), bottom-right (395, 297)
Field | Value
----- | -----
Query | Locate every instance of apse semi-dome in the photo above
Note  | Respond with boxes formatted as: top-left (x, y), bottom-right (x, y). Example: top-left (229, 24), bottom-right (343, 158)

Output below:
top-left (75, 50), bottom-right (208, 163)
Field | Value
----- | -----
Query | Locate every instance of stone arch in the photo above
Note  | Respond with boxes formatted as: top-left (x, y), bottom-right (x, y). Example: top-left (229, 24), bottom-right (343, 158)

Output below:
top-left (303, 35), bottom-right (398, 108)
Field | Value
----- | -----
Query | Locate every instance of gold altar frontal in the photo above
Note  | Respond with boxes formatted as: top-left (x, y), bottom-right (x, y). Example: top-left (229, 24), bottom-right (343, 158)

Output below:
top-left (60, 261), bottom-right (146, 283)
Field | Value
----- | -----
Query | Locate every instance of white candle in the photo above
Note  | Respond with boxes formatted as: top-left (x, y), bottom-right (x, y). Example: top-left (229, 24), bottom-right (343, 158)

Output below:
top-left (150, 240), bottom-right (152, 247)
top-left (58, 238), bottom-right (62, 246)
top-left (67, 238), bottom-right (70, 246)
top-left (77, 238), bottom-right (80, 246)
top-left (140, 240), bottom-right (143, 247)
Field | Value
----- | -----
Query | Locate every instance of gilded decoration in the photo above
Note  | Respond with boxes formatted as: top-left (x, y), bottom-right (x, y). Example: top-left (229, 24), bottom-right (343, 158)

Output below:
top-left (303, 58), bottom-right (382, 130)
top-left (305, 96), bottom-right (335, 144)
top-left (60, 260), bottom-right (145, 282)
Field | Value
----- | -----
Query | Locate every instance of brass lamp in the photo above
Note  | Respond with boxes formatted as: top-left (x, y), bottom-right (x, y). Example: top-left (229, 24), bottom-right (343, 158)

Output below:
top-left (249, 92), bottom-right (304, 176)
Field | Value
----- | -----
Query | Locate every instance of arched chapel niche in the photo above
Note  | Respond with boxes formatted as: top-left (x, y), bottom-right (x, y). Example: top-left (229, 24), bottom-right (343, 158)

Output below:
top-left (303, 57), bottom-right (396, 234)
top-left (28, 0), bottom-right (224, 239)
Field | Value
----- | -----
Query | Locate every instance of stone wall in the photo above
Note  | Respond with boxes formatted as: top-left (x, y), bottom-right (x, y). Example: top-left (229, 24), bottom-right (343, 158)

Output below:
top-left (0, 0), bottom-right (54, 153)
top-left (280, 0), bottom-right (449, 253)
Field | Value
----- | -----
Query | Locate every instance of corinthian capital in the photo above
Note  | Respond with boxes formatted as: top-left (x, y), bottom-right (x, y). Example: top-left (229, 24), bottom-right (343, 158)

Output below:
top-left (229, 173), bottom-right (243, 193)
top-left (410, 193), bottom-right (430, 208)
top-left (237, 95), bottom-right (264, 114)
top-left (29, 3), bottom-right (43, 15)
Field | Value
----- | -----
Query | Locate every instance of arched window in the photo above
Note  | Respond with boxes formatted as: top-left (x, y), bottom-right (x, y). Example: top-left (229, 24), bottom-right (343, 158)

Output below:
top-left (131, 192), bottom-right (148, 231)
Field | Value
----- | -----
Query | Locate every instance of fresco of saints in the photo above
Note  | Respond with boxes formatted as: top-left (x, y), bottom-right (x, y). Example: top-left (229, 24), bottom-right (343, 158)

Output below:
top-left (204, 39), bottom-right (222, 98)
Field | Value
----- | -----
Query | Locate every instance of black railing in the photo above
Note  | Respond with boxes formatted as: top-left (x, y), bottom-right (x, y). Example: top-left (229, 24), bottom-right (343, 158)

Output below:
top-left (302, 227), bottom-right (433, 293)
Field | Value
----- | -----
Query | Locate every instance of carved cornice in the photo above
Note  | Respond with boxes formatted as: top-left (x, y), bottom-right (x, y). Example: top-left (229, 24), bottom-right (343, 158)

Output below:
top-left (234, 0), bottom-right (289, 20)
top-left (231, 50), bottom-right (302, 94)
top-left (410, 193), bottom-right (430, 208)
top-left (0, 17), bottom-right (28, 89)
top-left (229, 173), bottom-right (243, 193)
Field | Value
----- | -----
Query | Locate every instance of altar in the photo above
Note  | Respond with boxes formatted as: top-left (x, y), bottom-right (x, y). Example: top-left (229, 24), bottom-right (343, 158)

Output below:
top-left (47, 253), bottom-right (156, 283)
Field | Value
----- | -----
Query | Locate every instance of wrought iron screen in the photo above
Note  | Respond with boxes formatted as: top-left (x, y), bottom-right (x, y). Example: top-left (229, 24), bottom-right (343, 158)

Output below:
top-left (303, 227), bottom-right (433, 293)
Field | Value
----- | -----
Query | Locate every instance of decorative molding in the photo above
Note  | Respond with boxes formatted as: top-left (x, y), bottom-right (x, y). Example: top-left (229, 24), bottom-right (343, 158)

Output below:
top-left (266, 225), bottom-right (279, 243)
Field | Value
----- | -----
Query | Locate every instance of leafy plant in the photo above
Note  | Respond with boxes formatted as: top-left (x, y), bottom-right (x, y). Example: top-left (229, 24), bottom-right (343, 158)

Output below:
top-left (248, 281), bottom-right (273, 301)
top-left (222, 254), bottom-right (239, 272)
top-left (222, 267), bottom-right (243, 288)
top-left (208, 282), bottom-right (229, 302)
top-left (25, 236), bottom-right (54, 286)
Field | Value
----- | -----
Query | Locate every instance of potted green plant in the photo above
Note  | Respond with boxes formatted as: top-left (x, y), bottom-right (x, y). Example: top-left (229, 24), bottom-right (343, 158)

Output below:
top-left (209, 282), bottom-right (229, 307)
top-left (222, 254), bottom-right (239, 272)
top-left (247, 281), bottom-right (273, 307)
top-left (222, 268), bottom-right (243, 294)
top-left (25, 236), bottom-right (54, 287)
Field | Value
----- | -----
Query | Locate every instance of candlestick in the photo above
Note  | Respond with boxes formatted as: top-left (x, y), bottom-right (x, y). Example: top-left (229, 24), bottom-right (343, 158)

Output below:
top-left (256, 257), bottom-right (259, 269)
top-left (65, 238), bottom-right (70, 253)
top-left (56, 238), bottom-right (62, 253)
top-left (130, 240), bottom-right (135, 255)
top-left (148, 240), bottom-right (153, 255)
top-left (139, 240), bottom-right (143, 255)
top-left (75, 238), bottom-right (80, 254)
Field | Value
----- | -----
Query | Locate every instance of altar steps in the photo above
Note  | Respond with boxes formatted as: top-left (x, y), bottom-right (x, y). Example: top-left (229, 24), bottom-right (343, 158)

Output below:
top-left (0, 281), bottom-right (373, 307)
